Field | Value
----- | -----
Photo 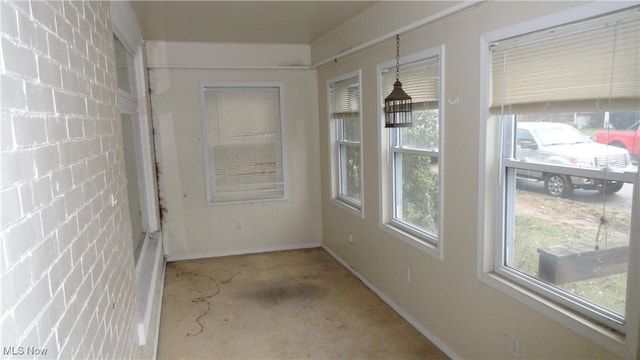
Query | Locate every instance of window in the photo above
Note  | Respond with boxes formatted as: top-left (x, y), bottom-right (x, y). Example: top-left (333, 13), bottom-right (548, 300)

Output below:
top-left (113, 35), bottom-right (136, 97)
top-left (202, 84), bottom-right (286, 204)
top-left (481, 4), bottom-right (639, 354)
top-left (113, 31), bottom-right (158, 264)
top-left (113, 34), bottom-right (145, 261)
top-left (328, 71), bottom-right (363, 214)
top-left (111, 0), bottom-right (163, 345)
top-left (379, 47), bottom-right (443, 257)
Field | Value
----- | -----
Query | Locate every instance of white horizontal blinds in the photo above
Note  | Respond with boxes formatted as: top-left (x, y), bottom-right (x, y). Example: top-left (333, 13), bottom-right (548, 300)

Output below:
top-left (330, 76), bottom-right (361, 143)
top-left (205, 87), bottom-right (284, 203)
top-left (490, 7), bottom-right (640, 114)
top-left (329, 76), bottom-right (360, 118)
top-left (208, 88), bottom-right (281, 145)
top-left (381, 56), bottom-right (440, 111)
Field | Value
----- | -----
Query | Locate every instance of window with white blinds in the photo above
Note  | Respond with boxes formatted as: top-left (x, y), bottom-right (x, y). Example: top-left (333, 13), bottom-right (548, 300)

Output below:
top-left (490, 7), bottom-right (640, 114)
top-left (381, 57), bottom-right (440, 112)
top-left (329, 75), bottom-right (360, 118)
top-left (378, 46), bottom-right (443, 257)
top-left (485, 5), bottom-right (640, 337)
top-left (328, 71), bottom-right (363, 213)
top-left (202, 85), bottom-right (285, 204)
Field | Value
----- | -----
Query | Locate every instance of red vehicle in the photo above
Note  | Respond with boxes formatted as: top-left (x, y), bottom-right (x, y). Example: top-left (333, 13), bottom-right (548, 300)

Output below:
top-left (595, 120), bottom-right (640, 162)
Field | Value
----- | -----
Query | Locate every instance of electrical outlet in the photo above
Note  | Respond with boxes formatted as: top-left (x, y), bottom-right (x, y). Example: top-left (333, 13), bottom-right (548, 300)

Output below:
top-left (235, 219), bottom-right (243, 229)
top-left (348, 232), bottom-right (354, 244)
top-left (509, 335), bottom-right (520, 359)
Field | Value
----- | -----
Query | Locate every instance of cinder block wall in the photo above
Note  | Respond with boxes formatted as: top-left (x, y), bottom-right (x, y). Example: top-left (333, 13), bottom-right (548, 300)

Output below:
top-left (1, 1), bottom-right (140, 358)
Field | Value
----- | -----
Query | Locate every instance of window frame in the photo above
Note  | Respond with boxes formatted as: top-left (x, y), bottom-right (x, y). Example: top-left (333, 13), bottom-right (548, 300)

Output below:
top-left (378, 46), bottom-right (445, 260)
top-left (327, 70), bottom-right (364, 218)
top-left (498, 116), bottom-right (635, 333)
top-left (200, 82), bottom-right (288, 206)
top-left (113, 26), bottom-right (159, 263)
top-left (113, 34), bottom-right (137, 99)
top-left (111, 1), bottom-right (163, 347)
top-left (477, 3), bottom-right (640, 357)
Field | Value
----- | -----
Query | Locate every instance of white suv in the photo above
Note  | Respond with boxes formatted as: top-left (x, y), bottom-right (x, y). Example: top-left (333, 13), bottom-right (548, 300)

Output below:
top-left (516, 122), bottom-right (632, 197)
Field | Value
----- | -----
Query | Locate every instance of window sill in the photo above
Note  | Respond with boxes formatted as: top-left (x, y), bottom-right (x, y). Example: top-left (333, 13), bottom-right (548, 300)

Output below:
top-left (478, 271), bottom-right (631, 358)
top-left (135, 231), bottom-right (164, 345)
top-left (380, 223), bottom-right (442, 260)
top-left (330, 198), bottom-right (364, 219)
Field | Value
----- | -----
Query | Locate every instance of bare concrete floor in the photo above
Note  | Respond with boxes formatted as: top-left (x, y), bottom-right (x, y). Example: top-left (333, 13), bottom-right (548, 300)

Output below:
top-left (157, 248), bottom-right (448, 359)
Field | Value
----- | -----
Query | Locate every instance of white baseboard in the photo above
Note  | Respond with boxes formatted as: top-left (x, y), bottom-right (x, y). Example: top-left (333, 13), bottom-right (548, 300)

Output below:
top-left (152, 259), bottom-right (166, 360)
top-left (322, 244), bottom-right (460, 360)
top-left (165, 242), bottom-right (321, 262)
top-left (136, 232), bottom-right (163, 346)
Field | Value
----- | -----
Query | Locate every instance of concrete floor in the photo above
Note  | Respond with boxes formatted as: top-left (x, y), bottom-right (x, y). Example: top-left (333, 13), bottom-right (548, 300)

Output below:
top-left (157, 248), bottom-right (448, 359)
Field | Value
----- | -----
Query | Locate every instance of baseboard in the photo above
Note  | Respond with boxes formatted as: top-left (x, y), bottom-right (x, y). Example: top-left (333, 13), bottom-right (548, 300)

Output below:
top-left (165, 242), bottom-right (321, 262)
top-left (152, 259), bottom-right (166, 360)
top-left (322, 244), bottom-right (461, 360)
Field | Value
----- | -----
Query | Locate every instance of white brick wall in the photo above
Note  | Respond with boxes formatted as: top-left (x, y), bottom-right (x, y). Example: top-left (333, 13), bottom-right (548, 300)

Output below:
top-left (1, 1), bottom-right (141, 358)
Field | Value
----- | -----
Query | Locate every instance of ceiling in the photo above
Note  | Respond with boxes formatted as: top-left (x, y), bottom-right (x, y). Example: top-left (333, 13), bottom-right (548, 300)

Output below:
top-left (130, 1), bottom-right (377, 44)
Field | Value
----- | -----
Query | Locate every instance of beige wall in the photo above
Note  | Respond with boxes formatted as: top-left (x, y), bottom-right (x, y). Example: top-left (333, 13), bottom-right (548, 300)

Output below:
top-left (148, 42), bottom-right (322, 259)
top-left (315, 1), bottom-right (623, 359)
top-left (311, 1), bottom-right (466, 65)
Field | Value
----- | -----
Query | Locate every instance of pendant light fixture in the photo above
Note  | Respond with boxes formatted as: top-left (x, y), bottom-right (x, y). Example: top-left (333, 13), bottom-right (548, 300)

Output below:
top-left (384, 35), bottom-right (412, 128)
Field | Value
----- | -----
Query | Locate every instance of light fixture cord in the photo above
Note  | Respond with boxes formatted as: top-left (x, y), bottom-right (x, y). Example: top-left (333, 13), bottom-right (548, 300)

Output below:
top-left (396, 35), bottom-right (400, 81)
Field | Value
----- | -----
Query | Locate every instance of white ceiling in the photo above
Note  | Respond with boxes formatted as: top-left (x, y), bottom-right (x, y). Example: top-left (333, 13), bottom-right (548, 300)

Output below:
top-left (130, 1), bottom-right (377, 44)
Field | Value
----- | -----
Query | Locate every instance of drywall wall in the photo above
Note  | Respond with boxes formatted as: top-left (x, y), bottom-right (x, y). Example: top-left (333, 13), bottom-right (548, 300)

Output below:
top-left (148, 42), bottom-right (322, 259)
top-left (311, 1), bottom-right (468, 66)
top-left (146, 41), bottom-right (311, 69)
top-left (314, 1), bottom-right (626, 359)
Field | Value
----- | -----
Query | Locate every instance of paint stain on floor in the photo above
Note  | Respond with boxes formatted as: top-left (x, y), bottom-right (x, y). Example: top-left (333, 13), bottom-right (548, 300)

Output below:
top-left (239, 280), bottom-right (328, 306)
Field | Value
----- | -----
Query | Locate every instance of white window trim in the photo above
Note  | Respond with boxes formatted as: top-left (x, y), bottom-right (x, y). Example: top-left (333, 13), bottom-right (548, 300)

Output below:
top-left (477, 3), bottom-right (640, 358)
top-left (200, 82), bottom-right (288, 206)
top-left (113, 38), bottom-right (158, 240)
top-left (377, 46), bottom-right (445, 260)
top-left (111, 0), bottom-right (163, 347)
top-left (133, 49), bottom-right (159, 233)
top-left (499, 131), bottom-right (632, 333)
top-left (327, 70), bottom-right (365, 219)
